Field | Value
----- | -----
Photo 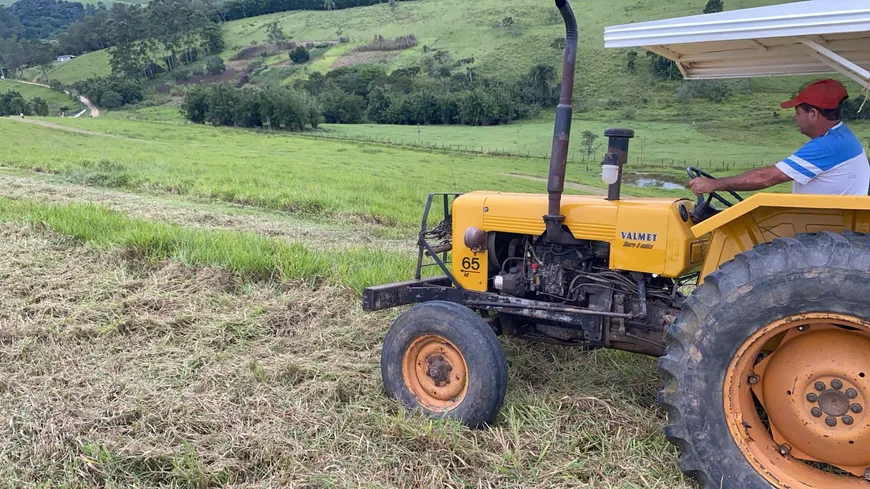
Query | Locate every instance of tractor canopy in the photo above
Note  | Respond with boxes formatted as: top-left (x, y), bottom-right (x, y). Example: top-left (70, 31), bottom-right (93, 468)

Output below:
top-left (603, 0), bottom-right (870, 86)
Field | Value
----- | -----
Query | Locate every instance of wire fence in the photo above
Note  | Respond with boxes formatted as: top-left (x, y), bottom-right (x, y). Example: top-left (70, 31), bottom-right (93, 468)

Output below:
top-left (293, 130), bottom-right (771, 171)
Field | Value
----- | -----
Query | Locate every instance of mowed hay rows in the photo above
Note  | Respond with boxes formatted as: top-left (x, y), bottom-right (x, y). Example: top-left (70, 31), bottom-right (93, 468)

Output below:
top-left (0, 222), bottom-right (690, 488)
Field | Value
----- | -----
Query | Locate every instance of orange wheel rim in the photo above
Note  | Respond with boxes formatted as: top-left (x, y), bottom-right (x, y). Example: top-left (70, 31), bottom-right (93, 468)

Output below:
top-left (402, 334), bottom-right (469, 412)
top-left (725, 313), bottom-right (870, 487)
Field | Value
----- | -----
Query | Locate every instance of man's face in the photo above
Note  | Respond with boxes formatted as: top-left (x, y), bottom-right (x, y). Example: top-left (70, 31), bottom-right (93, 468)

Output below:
top-left (794, 106), bottom-right (817, 137)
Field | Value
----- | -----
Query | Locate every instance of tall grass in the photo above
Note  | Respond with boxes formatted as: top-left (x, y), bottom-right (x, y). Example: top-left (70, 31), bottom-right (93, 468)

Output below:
top-left (0, 197), bottom-right (416, 292)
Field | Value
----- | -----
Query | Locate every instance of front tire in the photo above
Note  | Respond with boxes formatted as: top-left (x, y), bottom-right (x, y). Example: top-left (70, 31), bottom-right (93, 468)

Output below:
top-left (660, 232), bottom-right (870, 488)
top-left (381, 301), bottom-right (508, 427)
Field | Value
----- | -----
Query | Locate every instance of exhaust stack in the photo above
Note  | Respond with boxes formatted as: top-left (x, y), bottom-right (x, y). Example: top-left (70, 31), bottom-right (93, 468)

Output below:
top-left (543, 0), bottom-right (579, 245)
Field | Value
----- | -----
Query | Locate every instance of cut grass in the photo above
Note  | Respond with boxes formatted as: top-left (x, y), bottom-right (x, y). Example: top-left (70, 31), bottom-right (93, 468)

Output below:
top-left (0, 196), bottom-right (415, 292)
top-left (0, 220), bottom-right (690, 488)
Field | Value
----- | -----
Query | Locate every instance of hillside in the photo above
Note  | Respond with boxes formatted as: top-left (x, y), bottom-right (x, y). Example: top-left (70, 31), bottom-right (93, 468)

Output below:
top-left (0, 79), bottom-right (81, 113)
top-left (45, 0), bottom-right (836, 118)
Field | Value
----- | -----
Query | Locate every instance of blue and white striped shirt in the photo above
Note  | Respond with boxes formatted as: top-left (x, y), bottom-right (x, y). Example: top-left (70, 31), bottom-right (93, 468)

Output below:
top-left (775, 122), bottom-right (870, 195)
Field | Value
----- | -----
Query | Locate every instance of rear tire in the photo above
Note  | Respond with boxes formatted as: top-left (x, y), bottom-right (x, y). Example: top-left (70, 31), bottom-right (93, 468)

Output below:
top-left (659, 232), bottom-right (870, 488)
top-left (381, 301), bottom-right (508, 427)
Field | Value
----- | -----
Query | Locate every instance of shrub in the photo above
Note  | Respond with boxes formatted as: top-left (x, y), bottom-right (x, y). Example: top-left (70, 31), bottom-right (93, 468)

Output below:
top-left (206, 57), bottom-right (227, 75)
top-left (619, 106), bottom-right (636, 120)
top-left (289, 46), bottom-right (310, 64)
top-left (100, 90), bottom-right (124, 109)
top-left (354, 34), bottom-right (418, 52)
top-left (174, 68), bottom-right (192, 82)
top-left (675, 80), bottom-right (731, 103)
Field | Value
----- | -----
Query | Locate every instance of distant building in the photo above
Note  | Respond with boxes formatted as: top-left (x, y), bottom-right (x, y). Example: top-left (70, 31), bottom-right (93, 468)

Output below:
top-left (56, 55), bottom-right (76, 63)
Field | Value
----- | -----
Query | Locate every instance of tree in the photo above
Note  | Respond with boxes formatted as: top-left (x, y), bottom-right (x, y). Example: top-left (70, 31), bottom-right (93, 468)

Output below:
top-left (318, 88), bottom-right (364, 123)
top-left (0, 90), bottom-right (29, 116)
top-left (289, 46), bottom-right (310, 63)
top-left (181, 85), bottom-right (209, 123)
top-left (323, 0), bottom-right (336, 11)
top-left (30, 97), bottom-right (48, 116)
top-left (580, 130), bottom-right (601, 161)
top-left (100, 90), bottom-right (124, 108)
top-left (703, 0), bottom-right (724, 14)
top-left (388, 0), bottom-right (398, 11)
top-left (265, 20), bottom-right (288, 44)
top-left (647, 52), bottom-right (681, 80)
top-left (206, 56), bottom-right (226, 75)
top-left (524, 64), bottom-right (557, 106)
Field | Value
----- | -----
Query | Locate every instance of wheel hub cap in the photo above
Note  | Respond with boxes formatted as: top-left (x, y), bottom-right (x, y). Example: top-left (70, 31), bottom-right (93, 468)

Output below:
top-left (402, 335), bottom-right (469, 412)
top-left (754, 325), bottom-right (870, 472)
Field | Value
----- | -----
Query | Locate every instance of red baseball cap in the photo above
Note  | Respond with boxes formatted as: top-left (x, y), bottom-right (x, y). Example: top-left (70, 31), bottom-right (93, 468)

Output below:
top-left (780, 79), bottom-right (849, 110)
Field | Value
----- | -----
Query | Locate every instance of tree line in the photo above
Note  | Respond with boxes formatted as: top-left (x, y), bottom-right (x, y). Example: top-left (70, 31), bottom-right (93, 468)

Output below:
top-left (0, 0), bottom-right (101, 41)
top-left (218, 0), bottom-right (414, 23)
top-left (0, 89), bottom-right (50, 116)
top-left (181, 61), bottom-right (559, 129)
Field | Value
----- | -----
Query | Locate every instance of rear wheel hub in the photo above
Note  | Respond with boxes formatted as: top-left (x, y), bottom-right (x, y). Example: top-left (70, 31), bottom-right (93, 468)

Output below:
top-left (726, 313), bottom-right (870, 486)
top-left (756, 327), bottom-right (870, 470)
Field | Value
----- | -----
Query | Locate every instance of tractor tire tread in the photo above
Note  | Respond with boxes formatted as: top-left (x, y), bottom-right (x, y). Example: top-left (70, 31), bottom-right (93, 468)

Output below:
top-left (659, 231), bottom-right (870, 489)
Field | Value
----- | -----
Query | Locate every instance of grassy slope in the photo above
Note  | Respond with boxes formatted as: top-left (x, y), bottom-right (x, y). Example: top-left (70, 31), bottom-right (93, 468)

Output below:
top-left (321, 117), bottom-right (870, 166)
top-left (46, 50), bottom-right (112, 84)
top-left (0, 117), bottom-right (709, 232)
top-left (51, 0), bottom-right (844, 110)
top-left (0, 79), bottom-right (81, 113)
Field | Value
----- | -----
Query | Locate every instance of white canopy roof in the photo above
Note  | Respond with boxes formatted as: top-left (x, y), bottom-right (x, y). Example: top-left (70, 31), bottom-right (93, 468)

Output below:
top-left (603, 0), bottom-right (870, 85)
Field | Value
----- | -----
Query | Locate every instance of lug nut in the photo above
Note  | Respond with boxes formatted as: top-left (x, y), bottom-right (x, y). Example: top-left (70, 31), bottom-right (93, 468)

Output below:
top-left (832, 379), bottom-right (843, 390)
top-left (847, 388), bottom-right (858, 399)
top-left (815, 381), bottom-right (827, 391)
top-left (852, 404), bottom-right (863, 414)
top-left (778, 444), bottom-right (791, 456)
top-left (811, 407), bottom-right (823, 417)
top-left (807, 393), bottom-right (818, 403)
top-left (748, 374), bottom-right (759, 385)
top-left (826, 416), bottom-right (838, 427)
top-left (844, 416), bottom-right (854, 425)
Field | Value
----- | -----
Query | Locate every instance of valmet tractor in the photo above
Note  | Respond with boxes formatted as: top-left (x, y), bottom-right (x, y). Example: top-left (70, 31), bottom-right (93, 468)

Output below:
top-left (363, 0), bottom-right (870, 487)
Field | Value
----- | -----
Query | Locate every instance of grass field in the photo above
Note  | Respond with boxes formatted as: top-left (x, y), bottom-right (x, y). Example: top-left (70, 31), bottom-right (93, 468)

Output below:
top-left (322, 114), bottom-right (870, 167)
top-left (0, 117), bottom-right (711, 232)
top-left (46, 50), bottom-right (113, 84)
top-left (0, 79), bottom-right (81, 114)
top-left (1, 105), bottom-right (865, 486)
top-left (0, 114), bottom-right (702, 487)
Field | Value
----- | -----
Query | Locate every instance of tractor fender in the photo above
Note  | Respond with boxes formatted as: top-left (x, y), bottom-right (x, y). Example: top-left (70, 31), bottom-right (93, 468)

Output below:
top-left (691, 193), bottom-right (870, 278)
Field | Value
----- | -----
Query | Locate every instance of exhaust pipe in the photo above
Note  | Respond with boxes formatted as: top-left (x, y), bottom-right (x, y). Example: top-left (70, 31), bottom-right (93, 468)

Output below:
top-left (543, 0), bottom-right (580, 245)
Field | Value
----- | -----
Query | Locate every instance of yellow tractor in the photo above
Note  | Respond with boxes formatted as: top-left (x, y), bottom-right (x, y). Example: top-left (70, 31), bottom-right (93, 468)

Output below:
top-left (363, 0), bottom-right (870, 487)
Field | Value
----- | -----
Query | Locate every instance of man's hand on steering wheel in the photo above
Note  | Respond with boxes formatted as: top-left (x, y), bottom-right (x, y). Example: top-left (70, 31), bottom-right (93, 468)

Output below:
top-left (689, 176), bottom-right (718, 195)
top-left (686, 167), bottom-right (744, 223)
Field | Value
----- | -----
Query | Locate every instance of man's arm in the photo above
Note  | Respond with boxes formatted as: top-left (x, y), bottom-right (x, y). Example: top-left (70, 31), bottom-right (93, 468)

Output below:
top-left (690, 165), bottom-right (792, 195)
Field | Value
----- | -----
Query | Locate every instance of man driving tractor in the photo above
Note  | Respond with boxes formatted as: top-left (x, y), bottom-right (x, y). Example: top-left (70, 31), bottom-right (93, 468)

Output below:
top-left (690, 78), bottom-right (870, 196)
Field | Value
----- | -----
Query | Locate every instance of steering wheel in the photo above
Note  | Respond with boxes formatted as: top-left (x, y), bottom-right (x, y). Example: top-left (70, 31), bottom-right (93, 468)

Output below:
top-left (686, 167), bottom-right (744, 222)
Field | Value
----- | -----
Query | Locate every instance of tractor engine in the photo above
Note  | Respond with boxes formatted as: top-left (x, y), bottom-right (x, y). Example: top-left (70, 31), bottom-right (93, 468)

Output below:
top-left (487, 233), bottom-right (681, 355)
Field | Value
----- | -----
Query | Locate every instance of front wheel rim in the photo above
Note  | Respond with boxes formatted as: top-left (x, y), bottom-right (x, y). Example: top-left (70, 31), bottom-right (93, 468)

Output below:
top-left (402, 334), bottom-right (469, 412)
